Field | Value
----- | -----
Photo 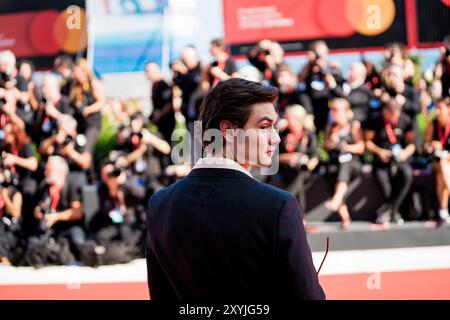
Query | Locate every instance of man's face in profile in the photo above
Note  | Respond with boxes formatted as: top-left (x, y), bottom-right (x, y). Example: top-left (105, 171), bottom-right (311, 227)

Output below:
top-left (237, 102), bottom-right (280, 168)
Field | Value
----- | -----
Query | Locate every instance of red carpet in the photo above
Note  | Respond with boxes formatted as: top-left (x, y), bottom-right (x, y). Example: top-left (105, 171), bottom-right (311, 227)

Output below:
top-left (1, 268), bottom-right (449, 300)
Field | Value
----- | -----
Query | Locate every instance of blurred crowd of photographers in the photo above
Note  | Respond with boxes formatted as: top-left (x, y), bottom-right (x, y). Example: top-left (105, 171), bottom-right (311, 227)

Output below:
top-left (0, 34), bottom-right (450, 267)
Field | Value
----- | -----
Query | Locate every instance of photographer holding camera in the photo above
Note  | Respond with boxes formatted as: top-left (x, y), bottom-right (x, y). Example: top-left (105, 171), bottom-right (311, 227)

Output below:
top-left (365, 98), bottom-right (416, 225)
top-left (424, 98), bottom-right (450, 223)
top-left (146, 62), bottom-right (175, 144)
top-left (172, 46), bottom-right (202, 124)
top-left (32, 155), bottom-right (85, 260)
top-left (69, 58), bottom-right (104, 155)
top-left (53, 55), bottom-right (74, 97)
top-left (87, 161), bottom-right (147, 259)
top-left (0, 169), bottom-right (23, 265)
top-left (206, 38), bottom-right (238, 87)
top-left (1, 120), bottom-right (38, 203)
top-left (248, 39), bottom-right (285, 84)
top-left (323, 98), bottom-right (365, 229)
top-left (116, 113), bottom-right (171, 195)
top-left (39, 114), bottom-right (92, 191)
top-left (382, 42), bottom-right (416, 86)
top-left (0, 50), bottom-right (32, 133)
top-left (33, 73), bottom-right (73, 145)
top-left (277, 104), bottom-right (319, 215)
top-left (274, 64), bottom-right (313, 116)
top-left (298, 41), bottom-right (344, 131)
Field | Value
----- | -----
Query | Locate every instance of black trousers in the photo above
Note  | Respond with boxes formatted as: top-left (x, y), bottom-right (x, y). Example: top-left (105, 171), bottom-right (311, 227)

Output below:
top-left (373, 162), bottom-right (413, 213)
top-left (51, 225), bottom-right (86, 260)
top-left (286, 170), bottom-right (313, 210)
top-left (326, 158), bottom-right (361, 186)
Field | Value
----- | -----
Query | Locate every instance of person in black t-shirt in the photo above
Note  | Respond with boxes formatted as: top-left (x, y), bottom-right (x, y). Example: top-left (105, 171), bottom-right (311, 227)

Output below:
top-left (0, 50), bottom-right (34, 134)
top-left (69, 58), bottom-right (104, 157)
top-left (172, 46), bottom-right (202, 123)
top-left (88, 161), bottom-right (147, 258)
top-left (0, 181), bottom-right (23, 265)
top-left (298, 41), bottom-right (344, 132)
top-left (206, 38), bottom-right (237, 87)
top-left (277, 105), bottom-right (319, 215)
top-left (116, 113), bottom-right (171, 196)
top-left (247, 39), bottom-right (284, 85)
top-left (39, 114), bottom-right (92, 192)
top-left (381, 63), bottom-right (421, 146)
top-left (323, 98), bottom-right (365, 229)
top-left (34, 73), bottom-right (73, 145)
top-left (274, 64), bottom-right (313, 116)
top-left (365, 98), bottom-right (416, 225)
top-left (146, 62), bottom-right (175, 144)
top-left (53, 55), bottom-right (74, 97)
top-left (331, 62), bottom-right (373, 126)
top-left (424, 98), bottom-right (450, 223)
top-left (2, 120), bottom-right (38, 199)
top-left (32, 156), bottom-right (85, 259)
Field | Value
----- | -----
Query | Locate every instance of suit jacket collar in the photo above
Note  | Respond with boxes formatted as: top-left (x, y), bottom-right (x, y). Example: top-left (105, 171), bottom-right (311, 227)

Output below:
top-left (192, 156), bottom-right (253, 178)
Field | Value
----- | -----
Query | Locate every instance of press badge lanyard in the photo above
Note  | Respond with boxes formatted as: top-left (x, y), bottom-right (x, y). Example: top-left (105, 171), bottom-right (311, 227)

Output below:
top-left (49, 185), bottom-right (62, 211)
top-left (383, 116), bottom-right (398, 145)
top-left (437, 121), bottom-right (450, 149)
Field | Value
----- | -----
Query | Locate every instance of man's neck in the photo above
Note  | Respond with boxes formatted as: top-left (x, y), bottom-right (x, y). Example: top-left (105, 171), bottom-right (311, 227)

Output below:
top-left (205, 152), bottom-right (251, 170)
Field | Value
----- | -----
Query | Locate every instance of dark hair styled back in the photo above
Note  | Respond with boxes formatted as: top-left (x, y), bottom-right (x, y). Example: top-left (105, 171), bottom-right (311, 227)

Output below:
top-left (199, 78), bottom-right (278, 146)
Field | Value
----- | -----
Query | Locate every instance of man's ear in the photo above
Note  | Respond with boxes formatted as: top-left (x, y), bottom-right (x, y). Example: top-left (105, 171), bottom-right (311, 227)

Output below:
top-left (219, 120), bottom-right (236, 143)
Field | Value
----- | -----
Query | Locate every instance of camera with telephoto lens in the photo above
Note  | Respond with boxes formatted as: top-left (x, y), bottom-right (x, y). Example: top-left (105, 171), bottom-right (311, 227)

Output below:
top-left (296, 154), bottom-right (309, 171)
top-left (108, 166), bottom-right (124, 178)
top-left (37, 203), bottom-right (55, 233)
top-left (0, 168), bottom-right (13, 188)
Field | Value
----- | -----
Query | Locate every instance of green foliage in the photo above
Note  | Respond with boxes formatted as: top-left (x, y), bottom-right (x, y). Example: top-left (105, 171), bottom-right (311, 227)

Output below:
top-left (94, 114), bottom-right (119, 167)
top-left (407, 54), bottom-right (422, 87)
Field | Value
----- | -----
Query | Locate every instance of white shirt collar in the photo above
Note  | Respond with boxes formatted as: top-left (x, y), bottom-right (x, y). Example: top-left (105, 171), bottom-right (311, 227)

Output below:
top-left (192, 156), bottom-right (253, 178)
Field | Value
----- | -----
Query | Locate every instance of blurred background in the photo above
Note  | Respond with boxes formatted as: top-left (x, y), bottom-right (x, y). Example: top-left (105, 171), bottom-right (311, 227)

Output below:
top-left (0, 0), bottom-right (450, 300)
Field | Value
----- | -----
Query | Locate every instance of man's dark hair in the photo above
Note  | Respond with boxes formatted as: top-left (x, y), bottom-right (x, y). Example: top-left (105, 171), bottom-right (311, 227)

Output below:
top-left (199, 78), bottom-right (278, 147)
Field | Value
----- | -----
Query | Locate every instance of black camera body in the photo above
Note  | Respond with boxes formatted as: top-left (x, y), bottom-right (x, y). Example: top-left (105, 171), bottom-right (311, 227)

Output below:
top-left (108, 166), bottom-right (124, 178)
top-left (63, 135), bottom-right (74, 146)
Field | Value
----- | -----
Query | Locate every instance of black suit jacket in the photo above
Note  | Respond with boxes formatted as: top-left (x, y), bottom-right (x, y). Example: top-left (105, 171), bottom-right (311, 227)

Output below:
top-left (146, 168), bottom-right (325, 300)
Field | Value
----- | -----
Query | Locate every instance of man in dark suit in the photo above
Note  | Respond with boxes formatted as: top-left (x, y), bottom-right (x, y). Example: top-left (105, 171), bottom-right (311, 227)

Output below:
top-left (146, 78), bottom-right (325, 300)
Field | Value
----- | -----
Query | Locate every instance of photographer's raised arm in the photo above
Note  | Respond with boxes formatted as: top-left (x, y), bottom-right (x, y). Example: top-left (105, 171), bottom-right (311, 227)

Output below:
top-left (56, 200), bottom-right (83, 222)
top-left (67, 147), bottom-right (92, 170)
top-left (142, 129), bottom-right (171, 155)
top-left (343, 121), bottom-right (365, 155)
top-left (3, 152), bottom-right (37, 172)
top-left (124, 143), bottom-right (148, 167)
top-left (0, 189), bottom-right (22, 219)
top-left (39, 135), bottom-right (58, 155)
